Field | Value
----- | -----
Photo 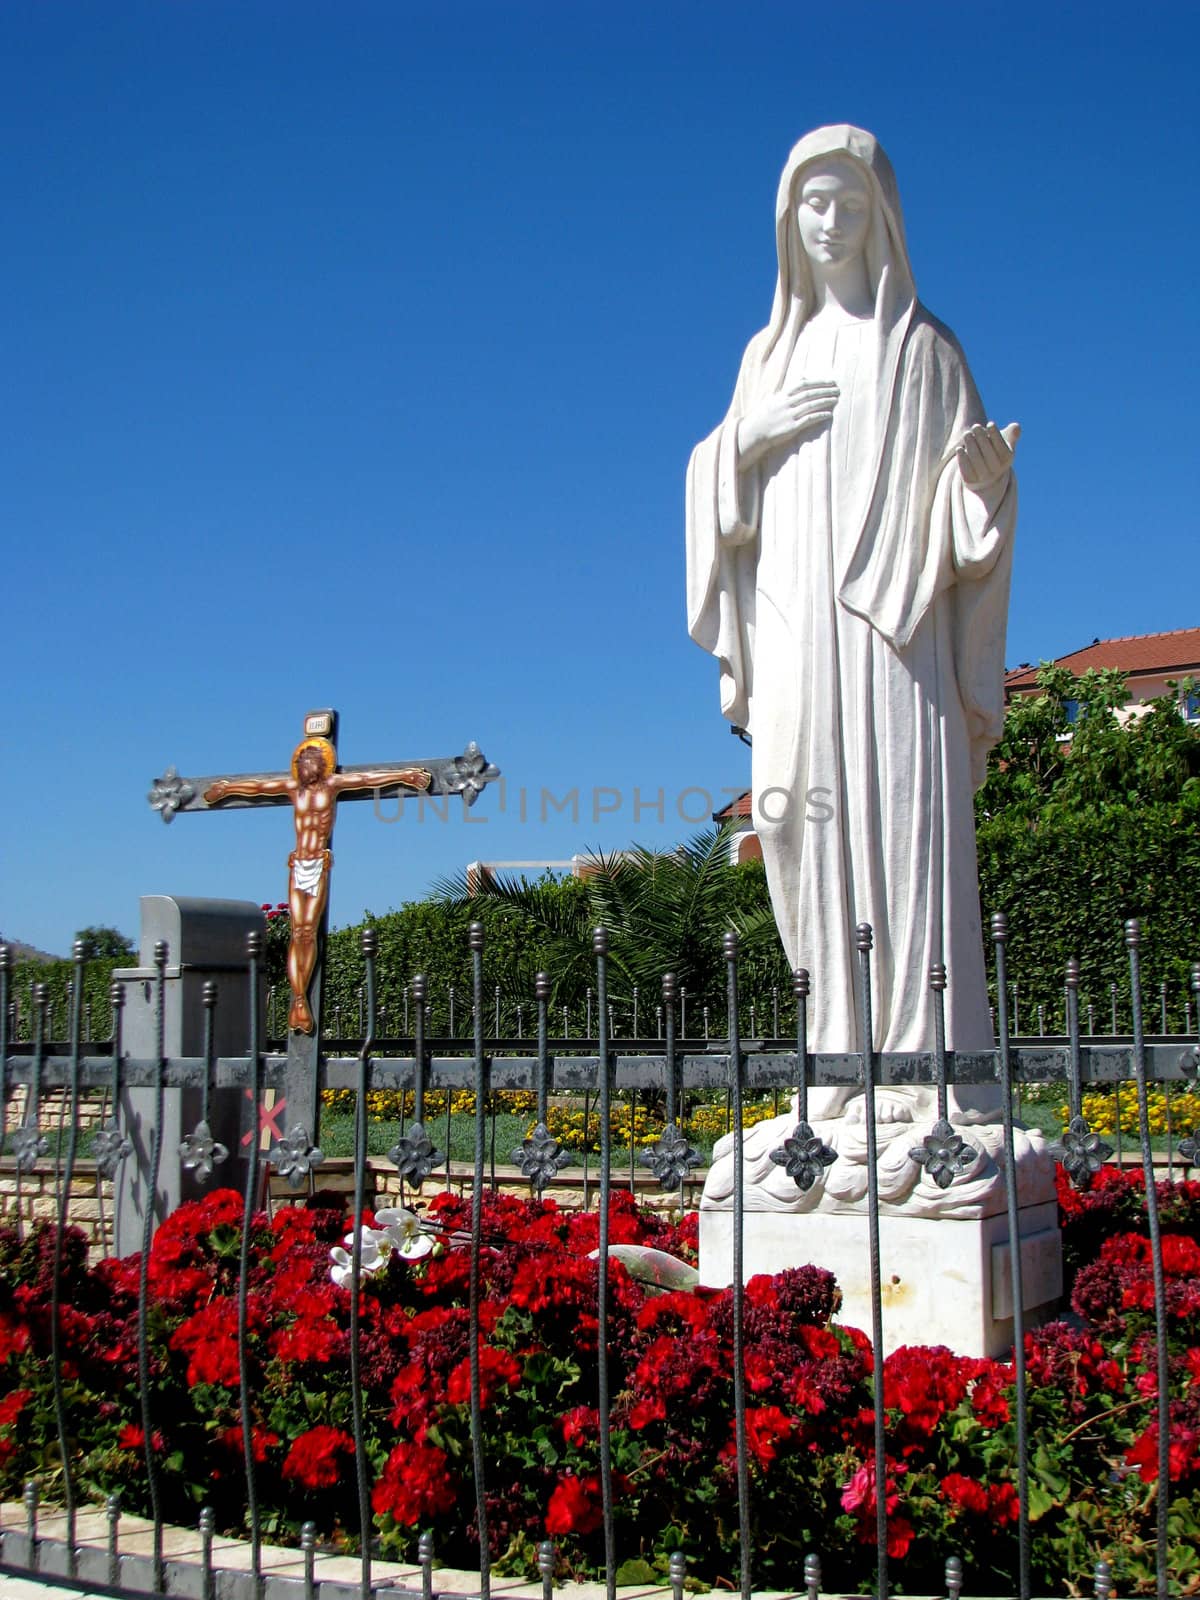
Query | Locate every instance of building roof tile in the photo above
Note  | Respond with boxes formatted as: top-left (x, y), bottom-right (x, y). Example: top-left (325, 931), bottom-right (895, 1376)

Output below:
top-left (1005, 627), bottom-right (1200, 690)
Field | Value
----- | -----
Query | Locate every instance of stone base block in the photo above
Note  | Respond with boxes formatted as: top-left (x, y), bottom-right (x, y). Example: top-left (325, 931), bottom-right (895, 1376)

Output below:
top-left (698, 1201), bottom-right (1063, 1358)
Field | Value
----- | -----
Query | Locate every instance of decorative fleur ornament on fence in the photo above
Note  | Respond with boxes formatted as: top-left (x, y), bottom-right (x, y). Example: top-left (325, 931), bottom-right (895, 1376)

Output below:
top-left (270, 1125), bottom-right (325, 1189)
top-left (178, 1120), bottom-right (229, 1181)
top-left (770, 1120), bottom-right (837, 1192)
top-left (640, 1121), bottom-right (701, 1192)
top-left (10, 1126), bottom-right (48, 1173)
top-left (146, 766), bottom-right (196, 823)
top-left (447, 741), bottom-right (501, 803)
top-left (1180, 1128), bottom-right (1200, 1169)
top-left (1061, 1114), bottom-right (1114, 1189)
top-left (511, 1122), bottom-right (571, 1192)
top-left (909, 1118), bottom-right (979, 1190)
top-left (387, 1121), bottom-right (442, 1187)
top-left (92, 1121), bottom-right (134, 1181)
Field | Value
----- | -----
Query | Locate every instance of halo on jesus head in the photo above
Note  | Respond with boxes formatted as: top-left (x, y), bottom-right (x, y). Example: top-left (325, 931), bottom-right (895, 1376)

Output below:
top-left (291, 736), bottom-right (336, 780)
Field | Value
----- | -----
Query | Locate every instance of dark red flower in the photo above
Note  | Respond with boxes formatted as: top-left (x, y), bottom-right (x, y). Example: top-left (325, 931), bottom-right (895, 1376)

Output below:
top-left (217, 1426), bottom-right (279, 1463)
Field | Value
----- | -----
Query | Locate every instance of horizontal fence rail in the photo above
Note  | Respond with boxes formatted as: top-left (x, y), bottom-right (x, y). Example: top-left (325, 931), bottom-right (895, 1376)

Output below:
top-left (0, 925), bottom-right (1197, 1600)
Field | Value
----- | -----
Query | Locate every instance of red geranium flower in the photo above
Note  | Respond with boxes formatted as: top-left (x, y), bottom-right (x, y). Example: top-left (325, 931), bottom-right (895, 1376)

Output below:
top-left (282, 1426), bottom-right (356, 1490)
top-left (1125, 1418), bottom-right (1200, 1484)
top-left (372, 1442), bottom-right (457, 1524)
top-left (170, 1301), bottom-right (243, 1387)
top-left (627, 1396), bottom-right (666, 1430)
top-left (445, 1345), bottom-right (522, 1407)
top-left (0, 1388), bottom-right (31, 1427)
top-left (941, 1472), bottom-right (989, 1515)
top-left (0, 1312), bottom-right (31, 1363)
top-left (560, 1405), bottom-right (599, 1446)
top-left (545, 1472), bottom-right (604, 1537)
top-left (989, 1482), bottom-right (1021, 1522)
top-left (721, 1405), bottom-right (793, 1468)
top-left (271, 1312), bottom-right (344, 1365)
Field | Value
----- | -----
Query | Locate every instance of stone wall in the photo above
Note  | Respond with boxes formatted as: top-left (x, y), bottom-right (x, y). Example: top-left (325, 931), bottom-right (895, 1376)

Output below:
top-left (0, 1160), bottom-right (115, 1255)
top-left (5, 1087), bottom-right (107, 1133)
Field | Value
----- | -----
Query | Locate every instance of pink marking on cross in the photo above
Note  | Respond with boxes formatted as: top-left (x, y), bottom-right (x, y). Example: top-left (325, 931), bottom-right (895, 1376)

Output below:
top-left (241, 1088), bottom-right (288, 1150)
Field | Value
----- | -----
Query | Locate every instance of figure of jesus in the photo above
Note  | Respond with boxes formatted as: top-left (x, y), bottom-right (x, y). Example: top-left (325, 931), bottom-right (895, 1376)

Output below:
top-left (687, 125), bottom-right (1018, 1125)
top-left (204, 738), bottom-right (431, 1033)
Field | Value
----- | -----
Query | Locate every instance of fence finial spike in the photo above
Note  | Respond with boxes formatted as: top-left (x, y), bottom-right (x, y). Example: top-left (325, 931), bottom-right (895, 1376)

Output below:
top-left (803, 1551), bottom-right (821, 1600)
top-left (944, 1554), bottom-right (964, 1600)
top-left (669, 1549), bottom-right (687, 1600)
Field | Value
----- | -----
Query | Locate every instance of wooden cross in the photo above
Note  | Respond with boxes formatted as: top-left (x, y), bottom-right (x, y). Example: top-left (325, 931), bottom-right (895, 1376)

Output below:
top-left (148, 709), bottom-right (499, 1056)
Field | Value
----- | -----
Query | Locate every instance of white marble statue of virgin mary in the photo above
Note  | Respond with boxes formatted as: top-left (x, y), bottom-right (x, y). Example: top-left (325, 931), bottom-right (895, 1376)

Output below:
top-left (688, 125), bottom-right (1021, 1153)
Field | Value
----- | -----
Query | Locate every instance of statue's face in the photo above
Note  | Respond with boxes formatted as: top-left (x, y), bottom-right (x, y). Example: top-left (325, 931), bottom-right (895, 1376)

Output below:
top-left (796, 156), bottom-right (871, 269)
top-left (297, 748), bottom-right (325, 785)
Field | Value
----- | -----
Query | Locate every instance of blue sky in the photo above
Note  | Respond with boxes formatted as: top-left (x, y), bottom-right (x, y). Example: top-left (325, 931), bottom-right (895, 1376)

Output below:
top-left (2, 1), bottom-right (1197, 956)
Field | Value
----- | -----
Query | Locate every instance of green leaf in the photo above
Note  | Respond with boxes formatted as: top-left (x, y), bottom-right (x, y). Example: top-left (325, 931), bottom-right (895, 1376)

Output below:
top-left (614, 1560), bottom-right (657, 1586)
top-left (1026, 1479), bottom-right (1059, 1522)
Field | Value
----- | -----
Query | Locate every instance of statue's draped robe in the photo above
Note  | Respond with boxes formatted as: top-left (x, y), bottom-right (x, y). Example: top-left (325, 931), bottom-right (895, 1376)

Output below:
top-left (687, 305), bottom-right (1015, 1079)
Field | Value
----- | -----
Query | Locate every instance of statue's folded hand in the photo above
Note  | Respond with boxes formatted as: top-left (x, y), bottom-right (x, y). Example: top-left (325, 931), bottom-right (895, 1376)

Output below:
top-left (957, 421), bottom-right (1020, 491)
top-left (737, 380), bottom-right (839, 465)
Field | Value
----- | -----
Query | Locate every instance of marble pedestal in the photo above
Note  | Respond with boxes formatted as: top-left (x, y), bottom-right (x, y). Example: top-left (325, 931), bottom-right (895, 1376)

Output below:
top-left (699, 1200), bottom-right (1063, 1358)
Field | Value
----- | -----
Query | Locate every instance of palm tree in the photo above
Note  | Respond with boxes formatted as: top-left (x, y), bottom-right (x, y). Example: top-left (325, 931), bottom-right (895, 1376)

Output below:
top-left (435, 825), bottom-right (786, 1027)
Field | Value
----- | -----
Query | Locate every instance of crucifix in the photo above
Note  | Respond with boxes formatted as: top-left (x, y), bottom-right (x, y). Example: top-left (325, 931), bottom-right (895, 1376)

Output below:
top-left (148, 709), bottom-right (500, 1055)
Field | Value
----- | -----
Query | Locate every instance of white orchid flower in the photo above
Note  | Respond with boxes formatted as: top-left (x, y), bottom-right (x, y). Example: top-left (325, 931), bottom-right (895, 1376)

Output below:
top-left (373, 1206), bottom-right (433, 1260)
top-left (328, 1232), bottom-right (384, 1287)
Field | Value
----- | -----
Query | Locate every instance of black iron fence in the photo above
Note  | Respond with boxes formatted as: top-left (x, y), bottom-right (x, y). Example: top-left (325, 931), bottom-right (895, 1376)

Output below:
top-left (0, 920), bottom-right (1197, 1600)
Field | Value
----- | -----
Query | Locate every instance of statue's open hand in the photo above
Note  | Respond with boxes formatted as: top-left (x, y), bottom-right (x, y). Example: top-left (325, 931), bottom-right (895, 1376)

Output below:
top-left (737, 381), bottom-right (839, 465)
top-left (957, 421), bottom-right (1020, 491)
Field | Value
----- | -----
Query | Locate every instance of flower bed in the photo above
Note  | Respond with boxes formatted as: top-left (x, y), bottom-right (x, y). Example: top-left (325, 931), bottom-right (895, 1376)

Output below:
top-left (0, 1170), bottom-right (1198, 1594)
